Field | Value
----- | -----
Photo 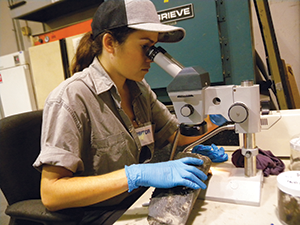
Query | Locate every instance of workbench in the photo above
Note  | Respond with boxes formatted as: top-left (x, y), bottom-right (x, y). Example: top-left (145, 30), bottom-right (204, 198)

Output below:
top-left (115, 150), bottom-right (289, 225)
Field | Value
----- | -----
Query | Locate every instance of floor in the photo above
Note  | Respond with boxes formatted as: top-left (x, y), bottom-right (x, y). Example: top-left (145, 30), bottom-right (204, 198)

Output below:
top-left (0, 190), bottom-right (9, 225)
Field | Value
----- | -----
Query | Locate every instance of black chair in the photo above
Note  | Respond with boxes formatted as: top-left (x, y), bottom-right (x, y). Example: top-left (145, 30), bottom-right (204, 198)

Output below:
top-left (0, 110), bottom-right (84, 225)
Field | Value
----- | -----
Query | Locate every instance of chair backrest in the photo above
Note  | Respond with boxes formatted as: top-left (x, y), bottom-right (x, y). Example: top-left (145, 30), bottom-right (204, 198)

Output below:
top-left (0, 110), bottom-right (43, 205)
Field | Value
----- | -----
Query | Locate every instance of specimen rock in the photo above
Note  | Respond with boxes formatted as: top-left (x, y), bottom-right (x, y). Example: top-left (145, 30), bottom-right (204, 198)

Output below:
top-left (147, 152), bottom-right (212, 225)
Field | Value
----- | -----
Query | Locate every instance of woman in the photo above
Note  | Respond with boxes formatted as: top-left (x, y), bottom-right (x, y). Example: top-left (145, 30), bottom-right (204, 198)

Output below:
top-left (33, 0), bottom-right (217, 223)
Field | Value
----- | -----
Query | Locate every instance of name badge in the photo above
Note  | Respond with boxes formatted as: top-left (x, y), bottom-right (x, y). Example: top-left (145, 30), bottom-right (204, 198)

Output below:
top-left (135, 124), bottom-right (154, 146)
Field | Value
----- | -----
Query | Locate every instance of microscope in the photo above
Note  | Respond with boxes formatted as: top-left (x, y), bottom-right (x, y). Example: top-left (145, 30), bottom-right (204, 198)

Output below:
top-left (147, 46), bottom-right (263, 206)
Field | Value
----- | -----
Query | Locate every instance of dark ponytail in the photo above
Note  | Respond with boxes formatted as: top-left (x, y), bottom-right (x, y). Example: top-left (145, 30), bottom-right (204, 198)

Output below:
top-left (71, 31), bottom-right (100, 75)
top-left (70, 27), bottom-right (136, 75)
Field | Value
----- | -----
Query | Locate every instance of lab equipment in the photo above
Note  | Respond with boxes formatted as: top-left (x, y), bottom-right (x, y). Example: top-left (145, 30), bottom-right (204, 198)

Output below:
top-left (277, 171), bottom-right (300, 225)
top-left (147, 46), bottom-right (263, 206)
top-left (147, 46), bottom-right (183, 78)
top-left (147, 45), bottom-right (261, 174)
top-left (290, 134), bottom-right (300, 170)
top-left (125, 157), bottom-right (207, 192)
top-left (0, 51), bottom-right (37, 118)
top-left (248, 109), bottom-right (300, 157)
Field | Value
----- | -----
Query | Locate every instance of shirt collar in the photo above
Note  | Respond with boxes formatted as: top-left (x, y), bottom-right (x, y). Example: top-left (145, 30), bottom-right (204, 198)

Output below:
top-left (88, 57), bottom-right (142, 99)
top-left (89, 57), bottom-right (114, 95)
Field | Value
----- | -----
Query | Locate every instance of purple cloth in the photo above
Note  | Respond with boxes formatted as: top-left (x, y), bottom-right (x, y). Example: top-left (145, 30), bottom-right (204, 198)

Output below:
top-left (231, 149), bottom-right (285, 177)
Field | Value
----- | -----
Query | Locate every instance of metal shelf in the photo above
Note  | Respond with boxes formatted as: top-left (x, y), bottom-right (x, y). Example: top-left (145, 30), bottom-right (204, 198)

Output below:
top-left (10, 0), bottom-right (103, 22)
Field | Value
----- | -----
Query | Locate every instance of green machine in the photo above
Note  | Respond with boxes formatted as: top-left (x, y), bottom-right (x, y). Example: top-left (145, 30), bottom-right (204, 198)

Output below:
top-left (146, 0), bottom-right (255, 103)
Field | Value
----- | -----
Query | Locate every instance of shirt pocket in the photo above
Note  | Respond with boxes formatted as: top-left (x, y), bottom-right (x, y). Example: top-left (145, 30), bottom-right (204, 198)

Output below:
top-left (92, 132), bottom-right (138, 175)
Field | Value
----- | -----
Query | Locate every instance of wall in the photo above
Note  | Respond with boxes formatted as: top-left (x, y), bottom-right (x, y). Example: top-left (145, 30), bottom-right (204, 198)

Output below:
top-left (0, 1), bottom-right (44, 56)
top-left (1, 0), bottom-right (298, 90)
top-left (0, 0), bottom-right (18, 55)
top-left (0, 2), bottom-right (16, 224)
top-left (251, 0), bottom-right (300, 93)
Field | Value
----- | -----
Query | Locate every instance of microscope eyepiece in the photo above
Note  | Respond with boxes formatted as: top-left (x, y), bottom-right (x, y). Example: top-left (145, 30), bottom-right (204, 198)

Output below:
top-left (146, 46), bottom-right (158, 61)
top-left (146, 46), bottom-right (166, 61)
top-left (145, 46), bottom-right (183, 78)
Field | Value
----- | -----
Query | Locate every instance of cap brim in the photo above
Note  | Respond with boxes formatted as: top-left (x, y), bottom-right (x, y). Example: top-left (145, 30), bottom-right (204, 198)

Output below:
top-left (128, 23), bottom-right (185, 43)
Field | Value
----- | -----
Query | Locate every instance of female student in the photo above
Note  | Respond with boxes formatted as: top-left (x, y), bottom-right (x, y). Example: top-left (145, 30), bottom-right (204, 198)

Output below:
top-left (34, 0), bottom-right (216, 223)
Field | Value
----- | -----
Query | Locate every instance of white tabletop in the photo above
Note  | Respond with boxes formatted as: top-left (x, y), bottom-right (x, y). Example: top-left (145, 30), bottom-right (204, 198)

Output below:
top-left (115, 151), bottom-right (290, 225)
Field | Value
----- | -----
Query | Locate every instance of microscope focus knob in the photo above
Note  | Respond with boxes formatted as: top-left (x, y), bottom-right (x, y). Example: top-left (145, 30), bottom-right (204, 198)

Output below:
top-left (180, 104), bottom-right (194, 117)
top-left (228, 102), bottom-right (248, 123)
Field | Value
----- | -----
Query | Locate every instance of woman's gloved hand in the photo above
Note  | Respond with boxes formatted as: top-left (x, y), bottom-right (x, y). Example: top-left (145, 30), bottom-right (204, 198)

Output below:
top-left (125, 157), bottom-right (207, 192)
top-left (192, 144), bottom-right (228, 163)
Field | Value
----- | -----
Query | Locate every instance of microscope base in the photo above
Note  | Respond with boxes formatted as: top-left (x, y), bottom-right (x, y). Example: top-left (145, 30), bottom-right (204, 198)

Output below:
top-left (201, 166), bottom-right (263, 206)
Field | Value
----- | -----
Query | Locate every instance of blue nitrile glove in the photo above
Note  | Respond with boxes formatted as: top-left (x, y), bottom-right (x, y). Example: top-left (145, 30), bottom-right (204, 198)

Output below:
top-left (192, 144), bottom-right (228, 163)
top-left (210, 114), bottom-right (227, 126)
top-left (125, 157), bottom-right (207, 192)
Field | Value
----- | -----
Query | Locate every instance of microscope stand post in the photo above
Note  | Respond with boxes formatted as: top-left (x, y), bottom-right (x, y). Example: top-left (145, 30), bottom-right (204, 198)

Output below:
top-left (204, 132), bottom-right (263, 206)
